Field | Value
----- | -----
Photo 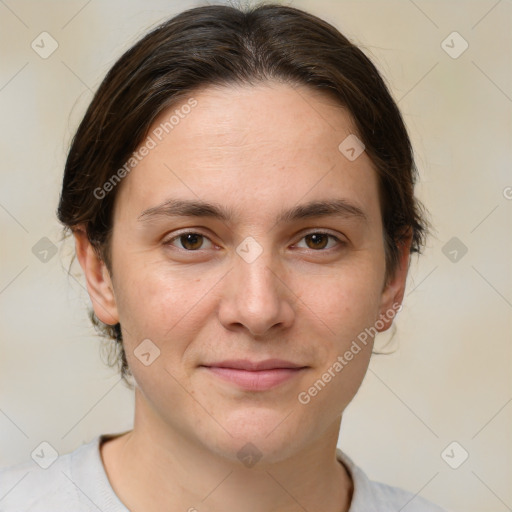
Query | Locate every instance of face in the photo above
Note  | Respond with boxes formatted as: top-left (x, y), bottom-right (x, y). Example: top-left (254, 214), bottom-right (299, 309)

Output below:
top-left (78, 82), bottom-right (409, 464)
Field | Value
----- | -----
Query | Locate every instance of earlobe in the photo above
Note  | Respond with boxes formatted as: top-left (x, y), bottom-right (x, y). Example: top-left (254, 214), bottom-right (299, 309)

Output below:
top-left (73, 228), bottom-right (119, 325)
top-left (376, 234), bottom-right (412, 332)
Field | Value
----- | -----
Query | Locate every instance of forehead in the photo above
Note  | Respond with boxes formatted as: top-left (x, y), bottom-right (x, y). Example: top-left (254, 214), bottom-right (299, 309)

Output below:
top-left (114, 82), bottom-right (381, 225)
top-left (160, 82), bottom-right (358, 158)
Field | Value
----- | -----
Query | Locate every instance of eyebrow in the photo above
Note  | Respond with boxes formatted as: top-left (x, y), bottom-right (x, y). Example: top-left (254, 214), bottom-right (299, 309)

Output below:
top-left (137, 198), bottom-right (368, 224)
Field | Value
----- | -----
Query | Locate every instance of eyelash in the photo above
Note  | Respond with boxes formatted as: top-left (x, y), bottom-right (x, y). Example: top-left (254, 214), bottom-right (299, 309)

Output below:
top-left (164, 230), bottom-right (345, 252)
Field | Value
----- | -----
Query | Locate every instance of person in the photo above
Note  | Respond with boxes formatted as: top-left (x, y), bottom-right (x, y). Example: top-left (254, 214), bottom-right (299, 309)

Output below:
top-left (0, 3), bottom-right (447, 511)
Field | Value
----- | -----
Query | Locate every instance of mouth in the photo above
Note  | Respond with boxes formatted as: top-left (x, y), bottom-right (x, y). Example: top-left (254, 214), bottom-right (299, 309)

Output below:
top-left (199, 359), bottom-right (308, 391)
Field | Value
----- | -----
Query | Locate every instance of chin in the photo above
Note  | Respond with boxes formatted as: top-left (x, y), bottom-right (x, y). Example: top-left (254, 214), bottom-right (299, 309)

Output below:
top-left (201, 407), bottom-right (310, 466)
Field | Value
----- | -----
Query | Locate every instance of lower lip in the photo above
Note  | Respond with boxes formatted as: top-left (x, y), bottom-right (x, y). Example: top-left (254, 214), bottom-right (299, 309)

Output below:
top-left (203, 367), bottom-right (306, 391)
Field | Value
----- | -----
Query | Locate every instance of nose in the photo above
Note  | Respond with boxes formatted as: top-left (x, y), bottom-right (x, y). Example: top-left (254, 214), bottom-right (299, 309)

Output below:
top-left (217, 249), bottom-right (295, 337)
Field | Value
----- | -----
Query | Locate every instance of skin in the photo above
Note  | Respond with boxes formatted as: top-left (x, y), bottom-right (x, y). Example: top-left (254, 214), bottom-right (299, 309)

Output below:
top-left (74, 81), bottom-right (411, 512)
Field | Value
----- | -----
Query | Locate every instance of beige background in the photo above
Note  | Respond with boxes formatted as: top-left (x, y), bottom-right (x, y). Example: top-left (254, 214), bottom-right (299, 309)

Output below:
top-left (1, 1), bottom-right (511, 511)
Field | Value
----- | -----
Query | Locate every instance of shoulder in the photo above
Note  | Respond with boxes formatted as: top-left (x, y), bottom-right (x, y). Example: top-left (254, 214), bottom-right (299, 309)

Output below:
top-left (336, 449), bottom-right (448, 512)
top-left (0, 437), bottom-right (103, 512)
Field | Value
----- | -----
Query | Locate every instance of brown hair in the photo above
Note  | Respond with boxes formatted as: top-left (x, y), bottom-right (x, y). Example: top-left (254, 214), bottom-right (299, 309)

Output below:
top-left (57, 3), bottom-right (428, 388)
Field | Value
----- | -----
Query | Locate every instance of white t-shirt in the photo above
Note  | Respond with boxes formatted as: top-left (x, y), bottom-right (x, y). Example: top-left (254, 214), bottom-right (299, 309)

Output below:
top-left (0, 433), bottom-right (447, 511)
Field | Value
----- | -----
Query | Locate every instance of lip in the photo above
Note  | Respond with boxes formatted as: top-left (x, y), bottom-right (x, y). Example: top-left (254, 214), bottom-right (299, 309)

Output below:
top-left (200, 359), bottom-right (308, 391)
top-left (203, 359), bottom-right (305, 371)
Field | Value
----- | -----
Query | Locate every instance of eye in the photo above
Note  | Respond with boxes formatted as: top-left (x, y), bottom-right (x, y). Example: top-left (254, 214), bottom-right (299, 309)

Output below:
top-left (295, 232), bottom-right (342, 251)
top-left (166, 232), bottom-right (214, 251)
top-left (165, 231), bottom-right (342, 252)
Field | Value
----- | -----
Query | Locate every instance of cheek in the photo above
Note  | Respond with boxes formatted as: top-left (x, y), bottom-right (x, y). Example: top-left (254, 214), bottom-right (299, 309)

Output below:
top-left (112, 259), bottom-right (223, 351)
top-left (291, 263), bottom-right (382, 406)
top-left (295, 274), bottom-right (378, 416)
top-left (294, 262), bottom-right (383, 341)
top-left (115, 266), bottom-right (214, 401)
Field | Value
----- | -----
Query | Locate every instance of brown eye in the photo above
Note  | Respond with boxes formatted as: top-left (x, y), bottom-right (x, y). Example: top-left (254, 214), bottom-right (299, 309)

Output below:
top-left (306, 233), bottom-right (329, 249)
top-left (296, 232), bottom-right (340, 251)
top-left (167, 232), bottom-right (213, 250)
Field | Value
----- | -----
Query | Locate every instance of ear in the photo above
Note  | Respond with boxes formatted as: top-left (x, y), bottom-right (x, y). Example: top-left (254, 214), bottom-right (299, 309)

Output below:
top-left (376, 233), bottom-right (412, 332)
top-left (73, 227), bottom-right (119, 325)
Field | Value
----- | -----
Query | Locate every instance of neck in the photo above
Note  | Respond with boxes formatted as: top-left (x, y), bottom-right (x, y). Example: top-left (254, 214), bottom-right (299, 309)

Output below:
top-left (101, 391), bottom-right (353, 512)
